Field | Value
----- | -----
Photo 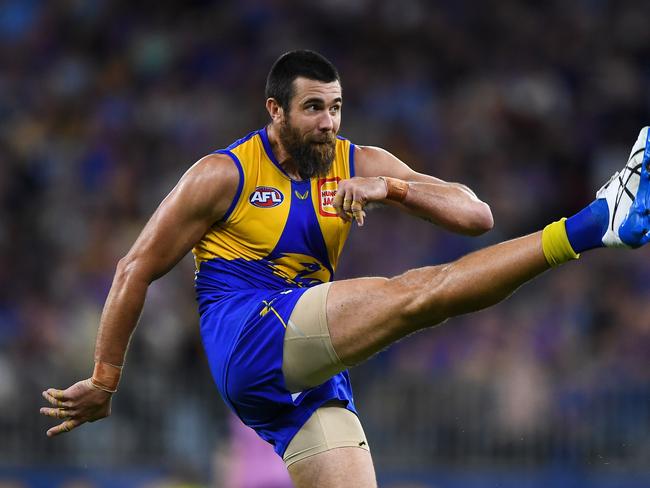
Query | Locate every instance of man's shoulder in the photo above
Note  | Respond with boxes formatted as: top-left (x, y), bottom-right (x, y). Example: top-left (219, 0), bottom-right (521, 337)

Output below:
top-left (186, 153), bottom-right (241, 194)
top-left (195, 151), bottom-right (239, 171)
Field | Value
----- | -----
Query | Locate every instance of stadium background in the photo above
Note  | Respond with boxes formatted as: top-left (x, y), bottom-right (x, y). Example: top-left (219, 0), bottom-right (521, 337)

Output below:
top-left (2, 1), bottom-right (650, 486)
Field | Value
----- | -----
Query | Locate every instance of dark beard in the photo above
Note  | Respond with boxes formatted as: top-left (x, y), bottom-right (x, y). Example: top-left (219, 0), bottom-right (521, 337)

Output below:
top-left (279, 120), bottom-right (336, 180)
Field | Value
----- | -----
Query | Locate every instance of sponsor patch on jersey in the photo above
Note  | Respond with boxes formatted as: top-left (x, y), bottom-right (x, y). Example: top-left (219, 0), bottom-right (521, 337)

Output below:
top-left (249, 186), bottom-right (284, 208)
top-left (318, 177), bottom-right (340, 216)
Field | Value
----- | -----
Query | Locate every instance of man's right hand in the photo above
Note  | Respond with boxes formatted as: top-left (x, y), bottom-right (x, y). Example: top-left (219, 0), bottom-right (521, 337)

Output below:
top-left (40, 379), bottom-right (112, 437)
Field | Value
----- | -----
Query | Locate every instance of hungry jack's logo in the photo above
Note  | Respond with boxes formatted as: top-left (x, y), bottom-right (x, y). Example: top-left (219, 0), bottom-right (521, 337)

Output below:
top-left (249, 187), bottom-right (284, 208)
top-left (318, 177), bottom-right (340, 216)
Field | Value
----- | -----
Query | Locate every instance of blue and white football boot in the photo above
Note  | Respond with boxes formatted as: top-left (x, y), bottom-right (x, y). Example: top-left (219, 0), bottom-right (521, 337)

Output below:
top-left (596, 126), bottom-right (650, 248)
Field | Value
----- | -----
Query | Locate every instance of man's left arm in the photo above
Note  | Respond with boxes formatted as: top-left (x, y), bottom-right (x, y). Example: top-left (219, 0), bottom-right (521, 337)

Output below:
top-left (332, 145), bottom-right (493, 235)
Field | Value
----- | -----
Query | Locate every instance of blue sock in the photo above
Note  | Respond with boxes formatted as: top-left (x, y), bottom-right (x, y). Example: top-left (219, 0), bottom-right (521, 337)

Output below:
top-left (564, 199), bottom-right (609, 252)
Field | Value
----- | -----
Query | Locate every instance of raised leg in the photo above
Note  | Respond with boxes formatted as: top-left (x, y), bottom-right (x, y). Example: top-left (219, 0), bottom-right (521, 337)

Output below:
top-left (327, 232), bottom-right (548, 365)
top-left (327, 126), bottom-right (650, 366)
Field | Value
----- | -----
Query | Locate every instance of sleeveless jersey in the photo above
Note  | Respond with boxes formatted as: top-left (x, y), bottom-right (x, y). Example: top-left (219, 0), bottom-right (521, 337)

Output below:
top-left (193, 126), bottom-right (354, 312)
top-left (193, 127), bottom-right (358, 456)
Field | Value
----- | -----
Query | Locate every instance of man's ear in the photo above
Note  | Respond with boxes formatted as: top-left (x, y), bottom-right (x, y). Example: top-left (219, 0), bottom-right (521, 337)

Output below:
top-left (266, 98), bottom-right (284, 122)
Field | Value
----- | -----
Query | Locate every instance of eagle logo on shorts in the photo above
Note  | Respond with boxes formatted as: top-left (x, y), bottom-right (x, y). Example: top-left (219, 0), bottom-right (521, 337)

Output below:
top-left (267, 253), bottom-right (331, 287)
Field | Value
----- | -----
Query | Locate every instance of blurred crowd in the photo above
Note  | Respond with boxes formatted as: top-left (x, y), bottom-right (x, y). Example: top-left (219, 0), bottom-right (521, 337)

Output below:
top-left (2, 0), bottom-right (650, 485)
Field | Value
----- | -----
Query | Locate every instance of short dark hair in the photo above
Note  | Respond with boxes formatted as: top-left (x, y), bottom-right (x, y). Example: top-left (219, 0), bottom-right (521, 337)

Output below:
top-left (265, 50), bottom-right (340, 110)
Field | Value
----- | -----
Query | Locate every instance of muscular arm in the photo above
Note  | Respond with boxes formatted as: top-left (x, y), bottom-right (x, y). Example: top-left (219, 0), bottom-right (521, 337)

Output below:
top-left (95, 153), bottom-right (239, 366)
top-left (40, 153), bottom-right (239, 436)
top-left (353, 145), bottom-right (493, 235)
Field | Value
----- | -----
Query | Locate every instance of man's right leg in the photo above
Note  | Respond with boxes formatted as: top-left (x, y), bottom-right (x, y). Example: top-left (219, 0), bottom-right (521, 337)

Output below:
top-left (288, 446), bottom-right (377, 488)
top-left (284, 403), bottom-right (376, 488)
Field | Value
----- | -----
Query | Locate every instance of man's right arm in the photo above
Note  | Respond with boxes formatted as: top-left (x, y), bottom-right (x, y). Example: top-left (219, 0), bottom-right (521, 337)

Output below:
top-left (40, 153), bottom-right (239, 437)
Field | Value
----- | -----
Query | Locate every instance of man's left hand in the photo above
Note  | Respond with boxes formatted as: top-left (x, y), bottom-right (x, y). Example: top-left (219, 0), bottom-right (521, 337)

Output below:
top-left (332, 177), bottom-right (388, 226)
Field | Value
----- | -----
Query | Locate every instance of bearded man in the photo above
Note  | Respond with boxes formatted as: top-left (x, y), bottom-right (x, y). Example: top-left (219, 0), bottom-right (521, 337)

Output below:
top-left (40, 50), bottom-right (650, 488)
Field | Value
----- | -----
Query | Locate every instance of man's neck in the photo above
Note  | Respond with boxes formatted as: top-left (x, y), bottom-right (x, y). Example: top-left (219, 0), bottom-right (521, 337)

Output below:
top-left (266, 124), bottom-right (303, 180)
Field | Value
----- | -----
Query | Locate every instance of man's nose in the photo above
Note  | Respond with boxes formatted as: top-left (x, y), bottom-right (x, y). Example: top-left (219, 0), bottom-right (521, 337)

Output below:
top-left (318, 112), bottom-right (334, 131)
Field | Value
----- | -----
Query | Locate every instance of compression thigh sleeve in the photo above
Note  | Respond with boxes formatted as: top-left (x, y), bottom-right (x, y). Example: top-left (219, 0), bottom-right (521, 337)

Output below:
top-left (283, 402), bottom-right (369, 466)
top-left (282, 282), bottom-right (348, 393)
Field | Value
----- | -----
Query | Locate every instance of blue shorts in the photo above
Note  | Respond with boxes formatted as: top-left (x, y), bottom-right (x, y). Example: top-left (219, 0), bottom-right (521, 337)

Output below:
top-left (199, 287), bottom-right (357, 457)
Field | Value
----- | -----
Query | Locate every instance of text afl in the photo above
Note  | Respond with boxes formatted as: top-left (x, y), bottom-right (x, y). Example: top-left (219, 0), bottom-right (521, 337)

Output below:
top-left (249, 187), bottom-right (284, 208)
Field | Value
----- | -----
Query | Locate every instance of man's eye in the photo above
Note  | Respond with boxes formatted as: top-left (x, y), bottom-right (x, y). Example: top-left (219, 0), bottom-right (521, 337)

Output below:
top-left (330, 105), bottom-right (341, 114)
top-left (306, 105), bottom-right (319, 111)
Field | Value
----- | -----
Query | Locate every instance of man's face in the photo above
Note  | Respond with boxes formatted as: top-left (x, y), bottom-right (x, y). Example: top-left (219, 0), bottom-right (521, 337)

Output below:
top-left (278, 77), bottom-right (342, 180)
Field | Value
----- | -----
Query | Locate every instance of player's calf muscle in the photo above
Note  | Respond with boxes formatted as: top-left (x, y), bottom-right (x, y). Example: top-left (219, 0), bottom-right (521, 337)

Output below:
top-left (385, 260), bottom-right (509, 329)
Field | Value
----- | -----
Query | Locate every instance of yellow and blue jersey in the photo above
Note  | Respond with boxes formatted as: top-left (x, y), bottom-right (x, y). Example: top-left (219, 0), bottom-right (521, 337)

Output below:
top-left (195, 127), bottom-right (358, 457)
top-left (193, 126), bottom-right (354, 313)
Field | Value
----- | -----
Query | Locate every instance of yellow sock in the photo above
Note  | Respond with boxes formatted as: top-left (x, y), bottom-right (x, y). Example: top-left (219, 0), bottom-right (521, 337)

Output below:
top-left (542, 218), bottom-right (580, 267)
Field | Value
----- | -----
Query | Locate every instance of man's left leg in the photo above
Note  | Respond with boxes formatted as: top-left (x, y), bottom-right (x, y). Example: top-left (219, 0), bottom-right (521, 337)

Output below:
top-left (326, 126), bottom-right (650, 366)
top-left (327, 231), bottom-right (549, 364)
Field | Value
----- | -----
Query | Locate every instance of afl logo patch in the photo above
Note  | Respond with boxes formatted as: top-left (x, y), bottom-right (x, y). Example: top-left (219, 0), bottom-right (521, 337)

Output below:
top-left (249, 186), bottom-right (284, 208)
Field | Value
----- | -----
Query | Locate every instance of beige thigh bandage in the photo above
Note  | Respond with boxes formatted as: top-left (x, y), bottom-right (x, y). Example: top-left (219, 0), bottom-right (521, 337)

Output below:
top-left (282, 282), bottom-right (348, 393)
top-left (283, 403), bottom-right (370, 466)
